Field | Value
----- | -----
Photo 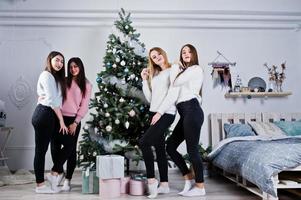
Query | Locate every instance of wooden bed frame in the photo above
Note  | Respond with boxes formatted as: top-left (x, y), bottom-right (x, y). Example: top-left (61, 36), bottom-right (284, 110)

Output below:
top-left (209, 112), bottom-right (301, 200)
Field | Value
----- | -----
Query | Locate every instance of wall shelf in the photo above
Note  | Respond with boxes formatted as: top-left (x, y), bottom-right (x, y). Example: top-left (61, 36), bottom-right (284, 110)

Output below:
top-left (225, 91), bottom-right (292, 98)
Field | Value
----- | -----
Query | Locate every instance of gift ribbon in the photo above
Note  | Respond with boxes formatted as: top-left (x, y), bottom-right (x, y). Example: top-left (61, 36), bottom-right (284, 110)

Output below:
top-left (131, 173), bottom-right (147, 181)
top-left (108, 155), bottom-right (120, 177)
top-left (89, 172), bottom-right (93, 193)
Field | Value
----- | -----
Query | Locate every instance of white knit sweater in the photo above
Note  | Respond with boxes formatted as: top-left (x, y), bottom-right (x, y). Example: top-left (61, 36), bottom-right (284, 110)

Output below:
top-left (142, 68), bottom-right (176, 115)
top-left (157, 64), bottom-right (203, 114)
top-left (37, 71), bottom-right (62, 109)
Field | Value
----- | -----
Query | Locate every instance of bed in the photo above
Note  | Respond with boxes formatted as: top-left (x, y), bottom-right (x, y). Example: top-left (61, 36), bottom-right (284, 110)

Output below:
top-left (208, 112), bottom-right (301, 200)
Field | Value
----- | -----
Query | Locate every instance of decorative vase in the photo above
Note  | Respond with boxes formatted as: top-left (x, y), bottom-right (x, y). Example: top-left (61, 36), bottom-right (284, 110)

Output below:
top-left (268, 80), bottom-right (276, 92)
top-left (0, 100), bottom-right (6, 127)
top-left (275, 80), bottom-right (283, 92)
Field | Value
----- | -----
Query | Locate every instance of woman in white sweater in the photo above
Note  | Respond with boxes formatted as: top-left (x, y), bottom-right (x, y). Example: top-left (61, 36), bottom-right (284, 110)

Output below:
top-left (139, 47), bottom-right (176, 198)
top-left (31, 51), bottom-right (68, 193)
top-left (154, 44), bottom-right (205, 197)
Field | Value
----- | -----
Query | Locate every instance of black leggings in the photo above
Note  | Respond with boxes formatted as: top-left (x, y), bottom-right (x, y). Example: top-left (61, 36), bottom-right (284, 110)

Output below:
top-left (51, 116), bottom-right (80, 180)
top-left (138, 112), bottom-right (175, 182)
top-left (32, 104), bottom-right (56, 184)
top-left (166, 98), bottom-right (204, 183)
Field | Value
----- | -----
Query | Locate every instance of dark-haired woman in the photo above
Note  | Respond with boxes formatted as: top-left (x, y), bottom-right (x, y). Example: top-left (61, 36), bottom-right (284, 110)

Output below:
top-left (47, 57), bottom-right (92, 192)
top-left (32, 51), bottom-right (68, 193)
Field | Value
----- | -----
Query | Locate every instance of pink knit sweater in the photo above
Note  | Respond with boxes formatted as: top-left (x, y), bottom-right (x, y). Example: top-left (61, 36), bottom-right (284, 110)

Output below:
top-left (61, 80), bottom-right (92, 123)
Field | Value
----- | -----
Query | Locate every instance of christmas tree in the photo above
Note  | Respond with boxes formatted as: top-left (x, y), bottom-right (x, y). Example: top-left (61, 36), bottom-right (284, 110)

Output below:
top-left (78, 9), bottom-right (150, 168)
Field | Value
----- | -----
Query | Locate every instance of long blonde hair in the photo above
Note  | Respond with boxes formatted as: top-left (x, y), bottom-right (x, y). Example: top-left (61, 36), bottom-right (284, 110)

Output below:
top-left (147, 47), bottom-right (171, 87)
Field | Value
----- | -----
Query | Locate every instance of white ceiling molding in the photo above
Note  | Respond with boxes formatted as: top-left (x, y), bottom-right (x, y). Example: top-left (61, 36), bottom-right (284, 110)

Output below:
top-left (0, 9), bottom-right (301, 30)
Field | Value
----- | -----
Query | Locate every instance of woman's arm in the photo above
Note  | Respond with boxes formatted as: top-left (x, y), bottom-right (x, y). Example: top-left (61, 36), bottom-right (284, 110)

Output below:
top-left (40, 72), bottom-right (68, 134)
top-left (75, 82), bottom-right (93, 123)
top-left (156, 86), bottom-right (179, 115)
top-left (53, 107), bottom-right (68, 134)
top-left (39, 72), bottom-right (60, 108)
top-left (142, 80), bottom-right (152, 103)
top-left (174, 65), bottom-right (204, 87)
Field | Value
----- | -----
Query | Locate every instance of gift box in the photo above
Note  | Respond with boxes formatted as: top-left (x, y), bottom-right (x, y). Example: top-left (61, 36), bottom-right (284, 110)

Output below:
top-left (129, 179), bottom-right (146, 196)
top-left (96, 155), bottom-right (124, 179)
top-left (99, 178), bottom-right (121, 198)
top-left (120, 177), bottom-right (130, 194)
top-left (82, 169), bottom-right (99, 194)
top-left (129, 174), bottom-right (147, 196)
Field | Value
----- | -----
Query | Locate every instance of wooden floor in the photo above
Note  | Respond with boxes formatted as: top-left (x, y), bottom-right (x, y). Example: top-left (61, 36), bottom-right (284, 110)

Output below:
top-left (0, 170), bottom-right (299, 200)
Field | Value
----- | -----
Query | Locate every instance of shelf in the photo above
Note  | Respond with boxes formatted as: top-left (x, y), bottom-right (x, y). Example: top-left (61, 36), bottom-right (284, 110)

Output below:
top-left (225, 91), bottom-right (292, 98)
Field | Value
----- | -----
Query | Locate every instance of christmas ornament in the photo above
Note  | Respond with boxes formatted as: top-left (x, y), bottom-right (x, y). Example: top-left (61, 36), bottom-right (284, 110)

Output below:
top-left (120, 60), bottom-right (126, 66)
top-left (125, 121), bottom-right (130, 129)
top-left (130, 74), bottom-right (135, 80)
top-left (106, 125), bottom-right (112, 132)
top-left (128, 109), bottom-right (136, 117)
top-left (96, 77), bottom-right (102, 83)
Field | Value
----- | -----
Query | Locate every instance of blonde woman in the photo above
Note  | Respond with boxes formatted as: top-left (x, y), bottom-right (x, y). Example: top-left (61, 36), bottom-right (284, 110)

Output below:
top-left (139, 47), bottom-right (176, 198)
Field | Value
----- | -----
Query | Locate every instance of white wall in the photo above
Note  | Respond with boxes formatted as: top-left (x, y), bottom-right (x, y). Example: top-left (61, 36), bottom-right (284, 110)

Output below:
top-left (0, 0), bottom-right (300, 170)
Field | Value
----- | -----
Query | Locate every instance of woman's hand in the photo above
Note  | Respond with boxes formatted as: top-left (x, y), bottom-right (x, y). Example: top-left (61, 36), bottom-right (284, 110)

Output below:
top-left (151, 112), bottom-right (162, 125)
top-left (38, 96), bottom-right (45, 101)
top-left (68, 123), bottom-right (77, 136)
top-left (140, 68), bottom-right (149, 80)
top-left (59, 120), bottom-right (68, 135)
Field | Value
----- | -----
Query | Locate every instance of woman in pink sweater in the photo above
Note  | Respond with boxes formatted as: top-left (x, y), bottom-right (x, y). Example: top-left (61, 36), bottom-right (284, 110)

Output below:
top-left (47, 57), bottom-right (92, 192)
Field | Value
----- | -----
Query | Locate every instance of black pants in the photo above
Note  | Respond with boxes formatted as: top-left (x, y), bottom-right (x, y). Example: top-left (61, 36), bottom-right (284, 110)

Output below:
top-left (138, 112), bottom-right (175, 182)
top-left (166, 98), bottom-right (204, 183)
top-left (51, 116), bottom-right (81, 180)
top-left (32, 104), bottom-right (57, 184)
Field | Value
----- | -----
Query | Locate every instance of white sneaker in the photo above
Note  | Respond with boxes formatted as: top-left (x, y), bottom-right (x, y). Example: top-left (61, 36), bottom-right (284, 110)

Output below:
top-left (35, 185), bottom-right (55, 194)
top-left (46, 173), bottom-right (64, 186)
top-left (57, 173), bottom-right (64, 185)
top-left (178, 179), bottom-right (193, 195)
top-left (182, 186), bottom-right (206, 196)
top-left (147, 179), bottom-right (159, 199)
top-left (61, 180), bottom-right (71, 192)
top-left (157, 186), bottom-right (170, 194)
top-left (46, 173), bottom-right (62, 192)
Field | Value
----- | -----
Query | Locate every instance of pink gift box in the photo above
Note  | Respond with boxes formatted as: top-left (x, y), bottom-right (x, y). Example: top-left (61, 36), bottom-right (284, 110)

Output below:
top-left (129, 179), bottom-right (146, 196)
top-left (99, 179), bottom-right (121, 198)
top-left (120, 177), bottom-right (130, 194)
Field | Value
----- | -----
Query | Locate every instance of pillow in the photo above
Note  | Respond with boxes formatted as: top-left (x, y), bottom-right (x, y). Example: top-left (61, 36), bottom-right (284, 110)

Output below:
top-left (224, 123), bottom-right (256, 138)
top-left (273, 121), bottom-right (301, 136)
top-left (248, 121), bottom-right (285, 137)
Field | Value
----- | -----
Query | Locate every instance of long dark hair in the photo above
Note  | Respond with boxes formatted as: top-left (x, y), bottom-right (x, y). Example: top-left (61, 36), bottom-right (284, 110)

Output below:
top-left (180, 44), bottom-right (199, 67)
top-left (45, 51), bottom-right (66, 102)
top-left (67, 57), bottom-right (88, 97)
top-left (175, 44), bottom-right (199, 80)
top-left (175, 44), bottom-right (203, 96)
